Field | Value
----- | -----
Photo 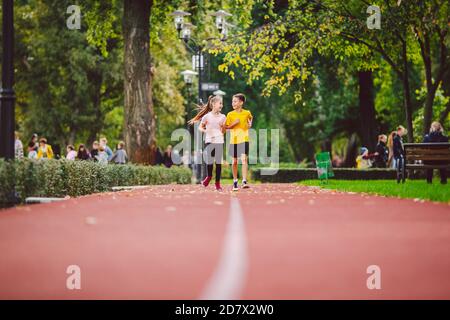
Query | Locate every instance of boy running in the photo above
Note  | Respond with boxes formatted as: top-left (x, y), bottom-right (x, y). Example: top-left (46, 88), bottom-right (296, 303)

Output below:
top-left (225, 93), bottom-right (253, 191)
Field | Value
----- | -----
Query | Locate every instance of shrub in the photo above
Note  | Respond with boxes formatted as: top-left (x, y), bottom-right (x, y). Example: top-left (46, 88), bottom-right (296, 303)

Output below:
top-left (0, 159), bottom-right (192, 206)
top-left (221, 162), bottom-right (307, 179)
top-left (0, 159), bottom-right (15, 205)
top-left (252, 168), bottom-right (397, 182)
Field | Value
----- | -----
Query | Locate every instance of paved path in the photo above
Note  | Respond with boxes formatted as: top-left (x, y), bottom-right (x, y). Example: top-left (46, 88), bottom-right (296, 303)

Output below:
top-left (0, 184), bottom-right (449, 299)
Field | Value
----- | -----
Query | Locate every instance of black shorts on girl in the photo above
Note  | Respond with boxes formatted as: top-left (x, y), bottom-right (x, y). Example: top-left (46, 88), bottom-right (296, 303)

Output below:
top-left (204, 143), bottom-right (224, 165)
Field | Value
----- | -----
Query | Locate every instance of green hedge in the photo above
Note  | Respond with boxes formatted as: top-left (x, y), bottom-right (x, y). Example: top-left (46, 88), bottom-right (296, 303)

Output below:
top-left (252, 168), bottom-right (397, 183)
top-left (220, 162), bottom-right (308, 179)
top-left (0, 159), bottom-right (192, 206)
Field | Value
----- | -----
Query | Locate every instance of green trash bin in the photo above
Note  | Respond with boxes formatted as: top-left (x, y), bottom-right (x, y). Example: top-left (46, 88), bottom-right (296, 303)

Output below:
top-left (315, 152), bottom-right (334, 182)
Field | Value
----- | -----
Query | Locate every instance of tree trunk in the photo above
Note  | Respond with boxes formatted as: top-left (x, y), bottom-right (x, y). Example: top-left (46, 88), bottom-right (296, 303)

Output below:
top-left (440, 101), bottom-right (450, 125)
top-left (123, 0), bottom-right (156, 164)
top-left (358, 71), bottom-right (377, 151)
top-left (321, 138), bottom-right (332, 153)
top-left (417, 30), bottom-right (448, 135)
top-left (421, 35), bottom-right (435, 136)
top-left (68, 128), bottom-right (77, 146)
top-left (440, 70), bottom-right (450, 125)
top-left (343, 133), bottom-right (358, 168)
top-left (402, 41), bottom-right (414, 142)
top-left (87, 71), bottom-right (104, 147)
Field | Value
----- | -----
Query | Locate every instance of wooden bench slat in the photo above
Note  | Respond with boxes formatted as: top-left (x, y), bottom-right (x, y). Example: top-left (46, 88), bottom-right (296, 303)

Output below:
top-left (404, 143), bottom-right (450, 147)
top-left (406, 152), bottom-right (450, 158)
top-left (406, 155), bottom-right (450, 161)
top-left (402, 143), bottom-right (450, 170)
top-left (406, 164), bottom-right (450, 169)
top-left (405, 149), bottom-right (450, 155)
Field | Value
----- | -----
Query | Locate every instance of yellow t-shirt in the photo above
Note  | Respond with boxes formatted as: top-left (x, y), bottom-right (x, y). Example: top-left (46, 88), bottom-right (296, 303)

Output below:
top-left (225, 109), bottom-right (253, 144)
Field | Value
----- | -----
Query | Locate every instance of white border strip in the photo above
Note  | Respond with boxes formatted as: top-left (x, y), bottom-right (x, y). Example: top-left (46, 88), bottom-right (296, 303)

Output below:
top-left (199, 197), bottom-right (248, 300)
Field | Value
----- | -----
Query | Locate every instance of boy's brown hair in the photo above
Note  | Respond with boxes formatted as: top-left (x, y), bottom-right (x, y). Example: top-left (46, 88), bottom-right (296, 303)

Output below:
top-left (233, 93), bottom-right (246, 103)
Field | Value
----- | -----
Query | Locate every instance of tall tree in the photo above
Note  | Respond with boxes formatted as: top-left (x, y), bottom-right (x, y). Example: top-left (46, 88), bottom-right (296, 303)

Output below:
top-left (215, 0), bottom-right (450, 142)
top-left (358, 71), bottom-right (377, 151)
top-left (411, 1), bottom-right (450, 134)
top-left (11, 0), bottom-right (123, 150)
top-left (123, 0), bottom-right (156, 164)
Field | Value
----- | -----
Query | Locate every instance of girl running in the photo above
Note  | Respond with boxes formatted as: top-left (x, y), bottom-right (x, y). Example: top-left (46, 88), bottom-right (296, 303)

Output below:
top-left (188, 95), bottom-right (225, 191)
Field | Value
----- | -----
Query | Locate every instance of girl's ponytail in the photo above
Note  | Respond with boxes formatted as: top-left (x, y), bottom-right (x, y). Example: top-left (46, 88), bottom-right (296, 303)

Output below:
top-left (188, 95), bottom-right (219, 125)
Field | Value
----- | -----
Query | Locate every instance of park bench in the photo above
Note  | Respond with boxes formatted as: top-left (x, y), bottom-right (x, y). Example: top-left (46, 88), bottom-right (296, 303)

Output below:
top-left (399, 142), bottom-right (450, 183)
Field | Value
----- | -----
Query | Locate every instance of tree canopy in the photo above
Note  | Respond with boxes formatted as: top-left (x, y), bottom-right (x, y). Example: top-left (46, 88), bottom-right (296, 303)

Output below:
top-left (2, 0), bottom-right (449, 164)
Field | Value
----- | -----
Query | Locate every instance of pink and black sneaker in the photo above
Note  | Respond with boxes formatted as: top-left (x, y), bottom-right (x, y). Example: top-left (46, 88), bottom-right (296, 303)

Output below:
top-left (202, 176), bottom-right (212, 187)
top-left (215, 182), bottom-right (223, 191)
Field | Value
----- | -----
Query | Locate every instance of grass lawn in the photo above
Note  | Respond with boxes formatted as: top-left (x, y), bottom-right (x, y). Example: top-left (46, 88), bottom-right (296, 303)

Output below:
top-left (298, 179), bottom-right (450, 203)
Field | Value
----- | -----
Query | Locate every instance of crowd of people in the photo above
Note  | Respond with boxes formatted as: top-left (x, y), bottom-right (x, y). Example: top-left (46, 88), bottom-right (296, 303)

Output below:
top-left (14, 134), bottom-right (129, 165)
top-left (14, 132), bottom-right (180, 168)
top-left (356, 121), bottom-right (448, 183)
top-left (12, 120), bottom-right (448, 185)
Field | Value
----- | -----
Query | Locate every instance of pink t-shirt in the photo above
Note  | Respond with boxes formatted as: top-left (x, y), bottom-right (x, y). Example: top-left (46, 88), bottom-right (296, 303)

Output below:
top-left (201, 112), bottom-right (226, 144)
top-left (66, 150), bottom-right (77, 160)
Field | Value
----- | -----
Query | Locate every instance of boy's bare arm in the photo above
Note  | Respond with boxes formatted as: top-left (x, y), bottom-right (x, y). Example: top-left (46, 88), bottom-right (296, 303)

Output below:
top-left (225, 119), bottom-right (240, 129)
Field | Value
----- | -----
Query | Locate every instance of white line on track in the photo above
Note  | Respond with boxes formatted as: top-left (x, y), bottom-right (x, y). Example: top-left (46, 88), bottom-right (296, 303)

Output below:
top-left (199, 197), bottom-right (248, 300)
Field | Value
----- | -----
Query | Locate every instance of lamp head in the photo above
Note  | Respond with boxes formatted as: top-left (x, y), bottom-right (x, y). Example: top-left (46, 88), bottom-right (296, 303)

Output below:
top-left (170, 10), bottom-right (191, 32)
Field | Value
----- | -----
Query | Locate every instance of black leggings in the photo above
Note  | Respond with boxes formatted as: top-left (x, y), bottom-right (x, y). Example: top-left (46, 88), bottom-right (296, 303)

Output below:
top-left (207, 163), bottom-right (222, 182)
top-left (205, 143), bottom-right (223, 182)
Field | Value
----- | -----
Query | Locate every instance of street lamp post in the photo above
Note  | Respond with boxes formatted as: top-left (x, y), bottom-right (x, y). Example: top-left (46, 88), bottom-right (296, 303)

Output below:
top-left (0, 0), bottom-right (15, 161)
top-left (192, 49), bottom-right (204, 104)
top-left (180, 70), bottom-right (198, 126)
top-left (172, 9), bottom-right (233, 183)
top-left (171, 9), bottom-right (232, 104)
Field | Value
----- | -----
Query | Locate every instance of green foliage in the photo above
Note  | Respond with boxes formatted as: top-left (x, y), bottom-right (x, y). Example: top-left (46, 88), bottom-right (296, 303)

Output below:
top-left (299, 179), bottom-right (450, 203)
top-left (5, 0), bottom-right (449, 168)
top-left (373, 60), bottom-right (405, 130)
top-left (214, 0), bottom-right (450, 145)
top-left (12, 0), bottom-right (189, 153)
top-left (13, 0), bottom-right (123, 149)
top-left (83, 0), bottom-right (121, 58)
top-left (0, 160), bottom-right (15, 205)
top-left (150, 1), bottom-right (188, 148)
top-left (413, 86), bottom-right (450, 141)
top-left (0, 159), bottom-right (191, 205)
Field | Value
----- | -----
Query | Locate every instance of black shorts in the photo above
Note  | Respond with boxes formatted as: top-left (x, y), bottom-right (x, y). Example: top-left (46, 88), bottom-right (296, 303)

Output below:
top-left (229, 142), bottom-right (249, 158)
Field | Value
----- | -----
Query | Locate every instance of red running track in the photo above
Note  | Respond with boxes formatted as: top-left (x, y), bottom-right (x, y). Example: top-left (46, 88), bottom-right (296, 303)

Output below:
top-left (0, 184), bottom-right (449, 299)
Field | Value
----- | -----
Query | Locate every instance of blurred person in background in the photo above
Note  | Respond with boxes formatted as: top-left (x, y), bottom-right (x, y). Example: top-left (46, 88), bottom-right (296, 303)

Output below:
top-left (37, 138), bottom-right (54, 159)
top-left (373, 134), bottom-right (388, 168)
top-left (100, 137), bottom-right (113, 161)
top-left (110, 141), bottom-right (128, 164)
top-left (423, 121), bottom-right (448, 184)
top-left (15, 131), bottom-right (24, 159)
top-left (77, 144), bottom-right (91, 160)
top-left (66, 145), bottom-right (77, 160)
top-left (90, 141), bottom-right (99, 161)
top-left (163, 145), bottom-right (173, 168)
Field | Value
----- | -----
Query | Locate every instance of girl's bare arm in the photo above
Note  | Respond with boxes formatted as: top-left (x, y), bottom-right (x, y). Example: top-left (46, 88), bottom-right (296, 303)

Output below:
top-left (198, 121), bottom-right (207, 132)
